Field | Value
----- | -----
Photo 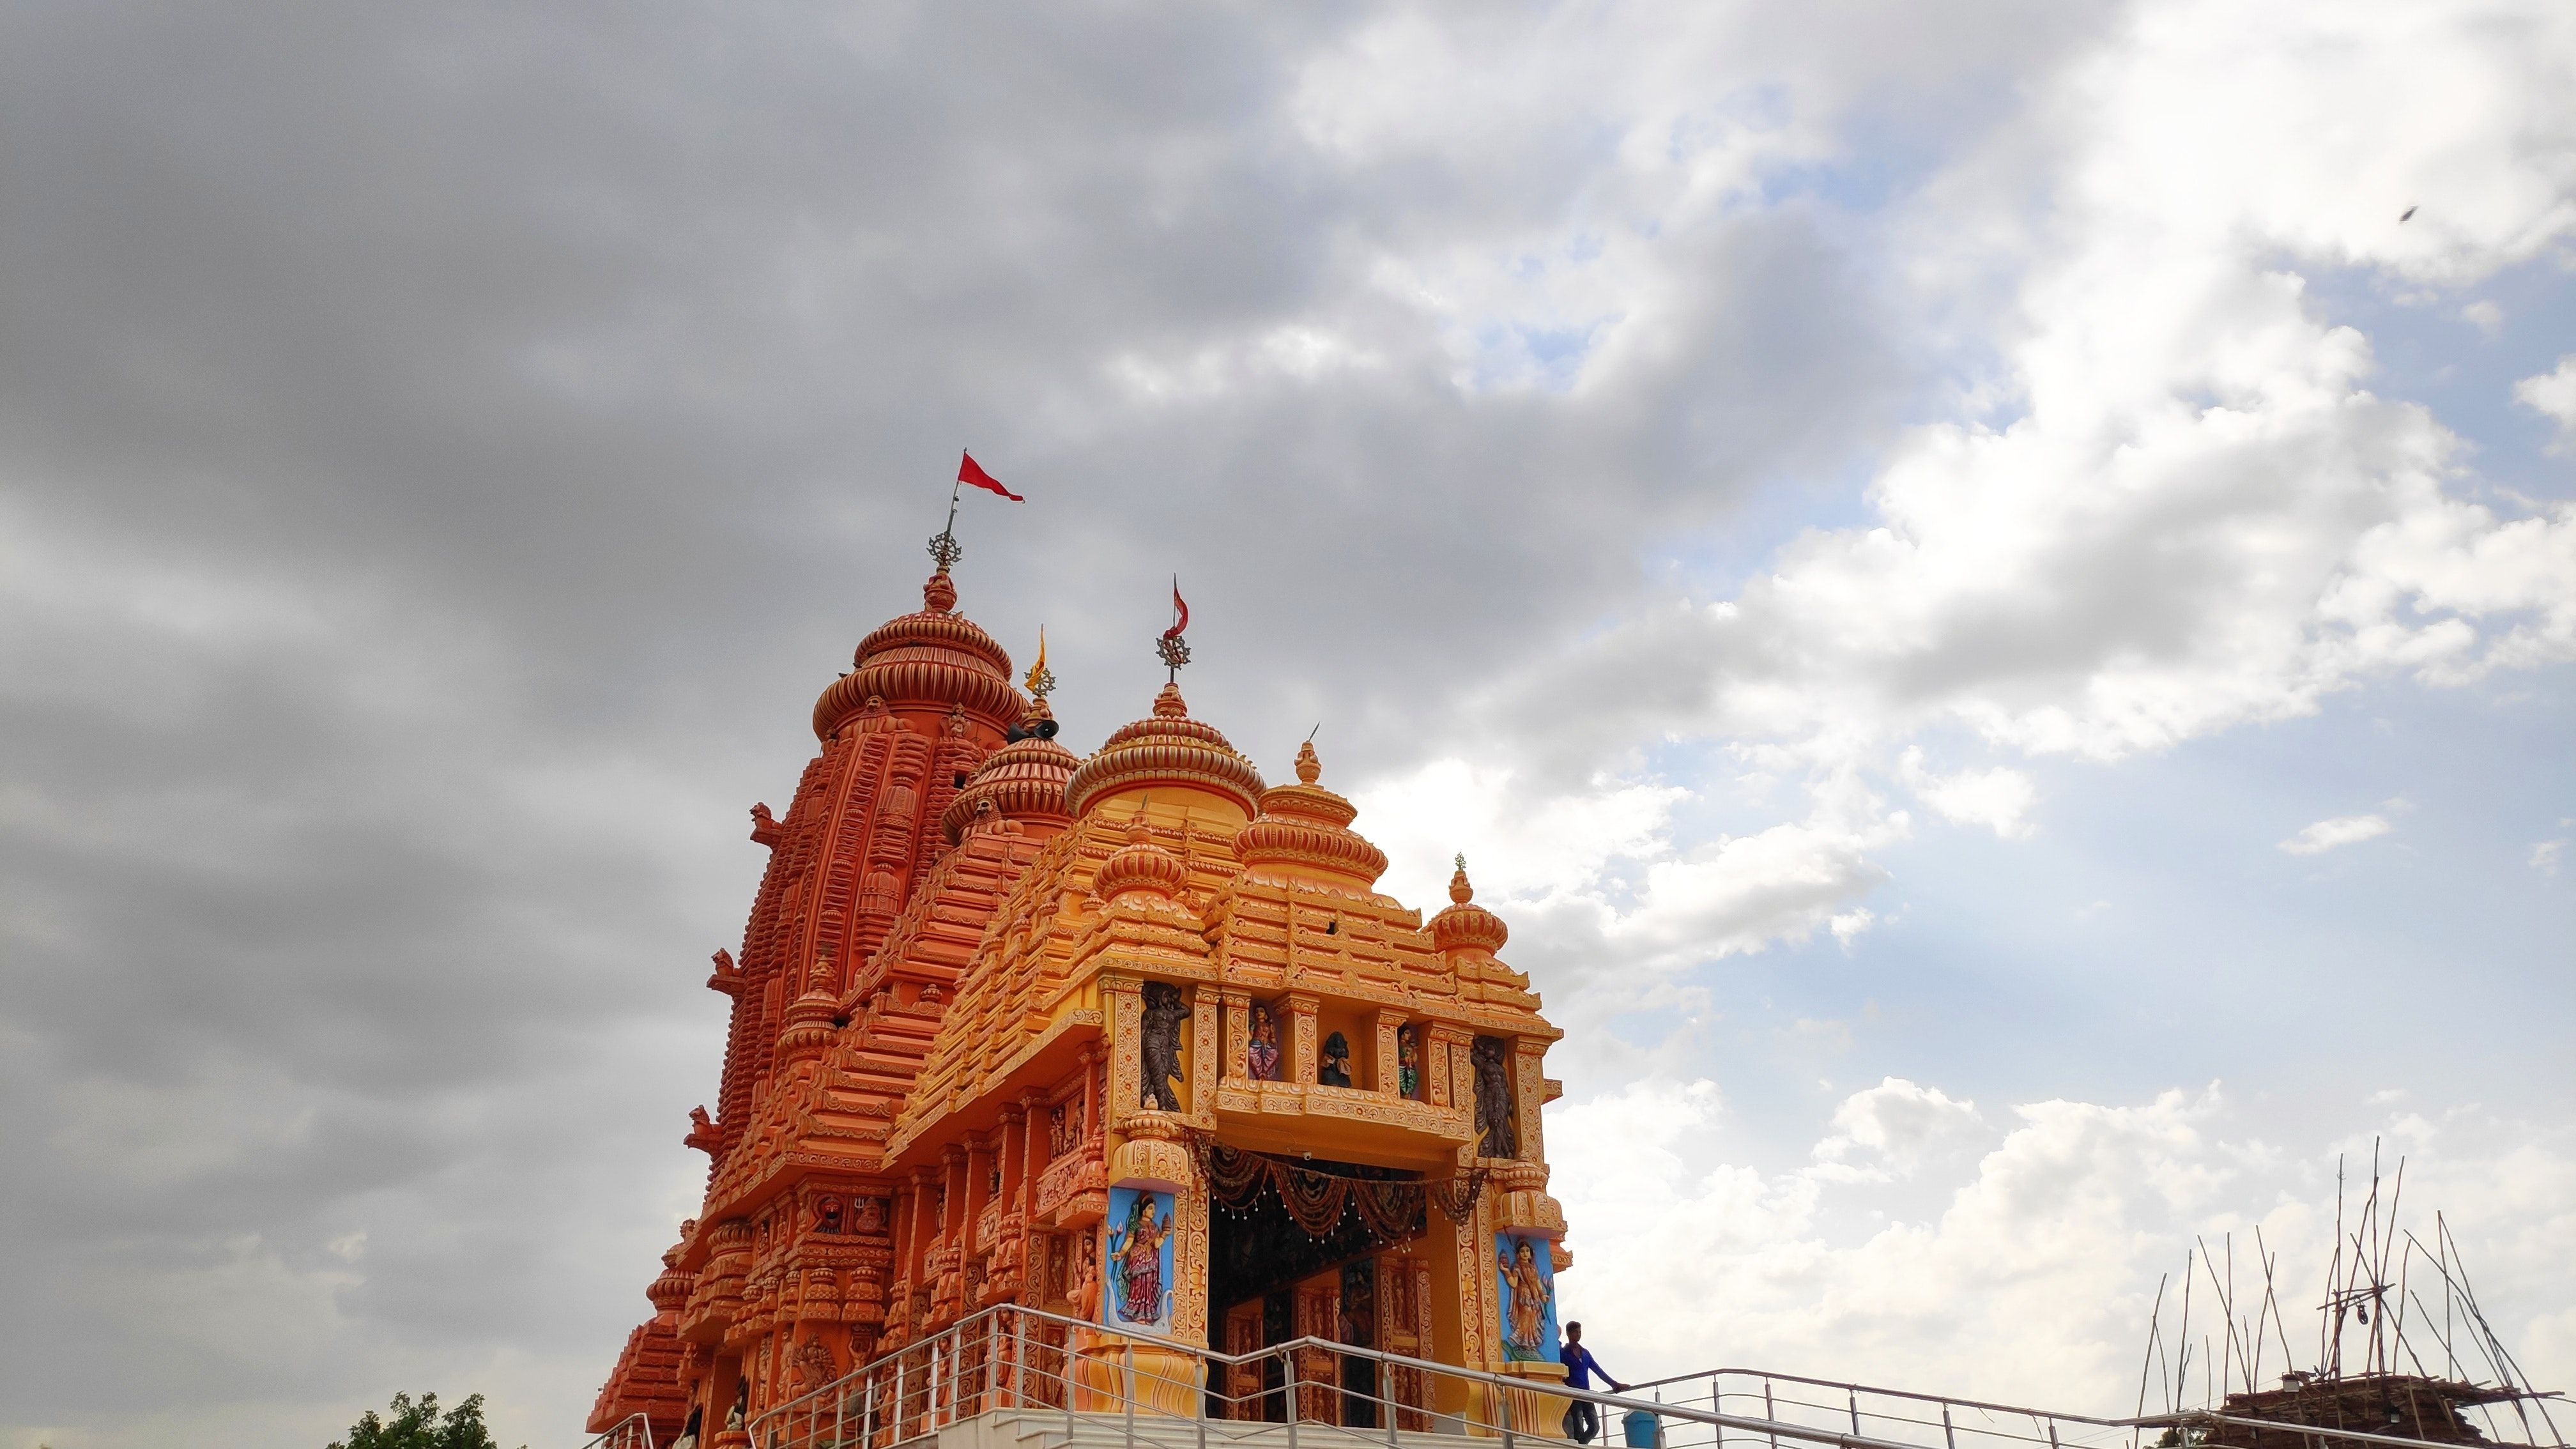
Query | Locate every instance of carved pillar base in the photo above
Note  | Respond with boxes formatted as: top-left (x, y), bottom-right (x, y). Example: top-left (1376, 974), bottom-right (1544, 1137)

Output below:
top-left (1489, 1360), bottom-right (1570, 1439)
top-left (1071, 1338), bottom-right (1201, 1417)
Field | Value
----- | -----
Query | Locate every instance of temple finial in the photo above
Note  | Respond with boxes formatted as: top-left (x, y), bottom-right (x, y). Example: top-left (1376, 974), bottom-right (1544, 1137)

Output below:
top-left (1025, 626), bottom-right (1055, 701)
top-left (1155, 577), bottom-right (1191, 682)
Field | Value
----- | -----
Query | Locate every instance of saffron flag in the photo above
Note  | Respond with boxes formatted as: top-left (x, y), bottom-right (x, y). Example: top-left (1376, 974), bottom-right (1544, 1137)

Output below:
top-left (1164, 583), bottom-right (1189, 640)
top-left (957, 450), bottom-right (1023, 502)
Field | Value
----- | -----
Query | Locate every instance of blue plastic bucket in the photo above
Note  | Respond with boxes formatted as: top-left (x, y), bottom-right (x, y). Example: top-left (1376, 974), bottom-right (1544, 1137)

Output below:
top-left (1621, 1409), bottom-right (1660, 1448)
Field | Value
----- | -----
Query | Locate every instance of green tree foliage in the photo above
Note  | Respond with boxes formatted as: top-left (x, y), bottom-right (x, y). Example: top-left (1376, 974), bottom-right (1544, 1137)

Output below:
top-left (328, 1391), bottom-right (523, 1449)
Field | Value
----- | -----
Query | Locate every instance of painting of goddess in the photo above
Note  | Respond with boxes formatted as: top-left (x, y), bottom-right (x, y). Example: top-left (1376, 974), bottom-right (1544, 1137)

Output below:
top-left (1105, 1187), bottom-right (1176, 1331)
top-left (1494, 1234), bottom-right (1559, 1363)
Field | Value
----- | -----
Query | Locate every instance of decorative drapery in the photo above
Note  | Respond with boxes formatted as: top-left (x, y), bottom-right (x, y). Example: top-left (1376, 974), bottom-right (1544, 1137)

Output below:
top-left (1194, 1140), bottom-right (1486, 1239)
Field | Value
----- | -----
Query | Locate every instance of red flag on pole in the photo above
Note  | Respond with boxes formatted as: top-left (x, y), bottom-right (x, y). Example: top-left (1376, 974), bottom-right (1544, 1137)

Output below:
top-left (1163, 581), bottom-right (1189, 640)
top-left (956, 450), bottom-right (1023, 502)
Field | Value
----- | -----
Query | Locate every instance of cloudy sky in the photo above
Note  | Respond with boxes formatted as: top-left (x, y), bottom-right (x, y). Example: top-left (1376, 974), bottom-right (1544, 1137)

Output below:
top-left (3, 3), bottom-right (2572, 1446)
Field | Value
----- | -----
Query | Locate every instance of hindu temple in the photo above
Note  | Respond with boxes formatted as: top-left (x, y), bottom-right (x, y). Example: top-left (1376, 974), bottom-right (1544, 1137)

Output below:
top-left (588, 555), bottom-right (1573, 1446)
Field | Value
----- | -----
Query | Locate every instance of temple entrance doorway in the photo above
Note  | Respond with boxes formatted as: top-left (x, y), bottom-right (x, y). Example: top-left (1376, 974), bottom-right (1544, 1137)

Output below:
top-left (1203, 1149), bottom-right (1438, 1427)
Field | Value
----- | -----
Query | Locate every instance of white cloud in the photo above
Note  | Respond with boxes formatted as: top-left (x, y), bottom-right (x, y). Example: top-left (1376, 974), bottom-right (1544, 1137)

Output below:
top-left (2279, 813), bottom-right (2395, 855)
top-left (1353, 757), bottom-right (1685, 911)
top-left (1898, 747), bottom-right (2038, 838)
top-left (1459, 0), bottom-right (2576, 974)
top-left (2517, 356), bottom-right (2576, 452)
top-left (1550, 1080), bottom-right (2576, 1409)
top-left (1814, 1077), bottom-right (1984, 1179)
top-left (2534, 839), bottom-right (2566, 876)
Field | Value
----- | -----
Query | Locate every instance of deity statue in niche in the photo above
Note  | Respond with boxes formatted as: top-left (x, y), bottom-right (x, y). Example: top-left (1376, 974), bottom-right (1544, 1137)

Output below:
top-left (1495, 1235), bottom-right (1558, 1363)
top-left (1396, 1025), bottom-right (1420, 1100)
top-left (1318, 1031), bottom-right (1354, 1088)
top-left (814, 1195), bottom-right (846, 1235)
top-left (1245, 1003), bottom-right (1282, 1082)
top-left (1138, 981), bottom-right (1190, 1111)
top-left (1471, 1036), bottom-right (1517, 1158)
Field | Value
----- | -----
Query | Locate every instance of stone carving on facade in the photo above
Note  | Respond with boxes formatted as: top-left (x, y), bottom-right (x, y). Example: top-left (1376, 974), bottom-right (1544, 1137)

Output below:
top-left (1472, 1034), bottom-right (1518, 1158)
top-left (1138, 981), bottom-right (1190, 1112)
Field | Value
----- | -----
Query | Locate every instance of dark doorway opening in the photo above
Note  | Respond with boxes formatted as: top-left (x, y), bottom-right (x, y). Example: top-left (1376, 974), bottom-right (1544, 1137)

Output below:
top-left (1203, 1153), bottom-right (1423, 1424)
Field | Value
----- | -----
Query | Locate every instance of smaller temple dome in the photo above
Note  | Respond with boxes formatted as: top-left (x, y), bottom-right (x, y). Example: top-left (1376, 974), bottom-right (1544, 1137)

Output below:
top-left (1062, 684), bottom-right (1266, 820)
top-left (1429, 856), bottom-right (1509, 954)
top-left (1236, 741), bottom-right (1389, 891)
top-left (940, 699), bottom-right (1078, 842)
top-left (811, 571), bottom-right (1024, 740)
top-left (1091, 808), bottom-right (1192, 901)
top-left (645, 1232), bottom-right (696, 1315)
top-left (776, 958), bottom-right (840, 1062)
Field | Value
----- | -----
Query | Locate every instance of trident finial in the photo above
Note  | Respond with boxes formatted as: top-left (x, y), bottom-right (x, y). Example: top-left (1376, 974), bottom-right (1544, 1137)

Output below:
top-left (1155, 576), bottom-right (1192, 682)
top-left (1455, 852), bottom-right (1467, 872)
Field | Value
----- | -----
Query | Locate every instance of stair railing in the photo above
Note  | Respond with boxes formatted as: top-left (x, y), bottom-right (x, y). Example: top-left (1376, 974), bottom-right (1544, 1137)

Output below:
top-left (742, 1304), bottom-right (2550, 1449)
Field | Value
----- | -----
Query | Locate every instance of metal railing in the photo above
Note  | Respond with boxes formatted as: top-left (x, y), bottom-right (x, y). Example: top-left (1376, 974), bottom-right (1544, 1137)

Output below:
top-left (578, 1411), bottom-right (656, 1449)
top-left (1615, 1366), bottom-right (2563, 1449)
top-left (739, 1305), bottom-right (2557, 1449)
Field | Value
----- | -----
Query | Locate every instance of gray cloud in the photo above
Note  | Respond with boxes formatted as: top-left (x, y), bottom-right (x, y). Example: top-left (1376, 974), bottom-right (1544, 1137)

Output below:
top-left (11, 2), bottom-right (2564, 1445)
top-left (0, 4), bottom-right (1933, 1441)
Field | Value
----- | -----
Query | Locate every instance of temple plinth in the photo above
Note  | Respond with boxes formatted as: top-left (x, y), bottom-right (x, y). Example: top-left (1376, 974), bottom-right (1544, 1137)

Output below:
top-left (590, 575), bottom-right (1574, 1444)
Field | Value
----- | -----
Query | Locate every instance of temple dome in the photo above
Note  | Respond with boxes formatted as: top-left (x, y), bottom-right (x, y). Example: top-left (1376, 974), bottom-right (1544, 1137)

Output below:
top-left (1092, 808), bottom-right (1192, 900)
top-left (1236, 742), bottom-right (1388, 891)
top-left (1062, 684), bottom-right (1266, 820)
top-left (1429, 859), bottom-right (1509, 954)
top-left (940, 700), bottom-right (1078, 842)
top-left (811, 571), bottom-right (1025, 740)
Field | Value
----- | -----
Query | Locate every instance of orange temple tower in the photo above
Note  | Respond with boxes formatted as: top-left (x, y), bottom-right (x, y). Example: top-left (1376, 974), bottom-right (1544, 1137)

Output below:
top-left (589, 556), bottom-right (1574, 1446)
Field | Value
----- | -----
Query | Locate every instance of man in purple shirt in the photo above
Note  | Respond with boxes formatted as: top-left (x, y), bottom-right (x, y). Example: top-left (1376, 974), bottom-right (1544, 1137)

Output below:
top-left (1559, 1321), bottom-right (1627, 1443)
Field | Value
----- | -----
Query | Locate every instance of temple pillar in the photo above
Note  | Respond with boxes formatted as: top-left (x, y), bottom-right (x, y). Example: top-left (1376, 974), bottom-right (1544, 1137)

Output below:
top-left (1219, 986), bottom-right (1251, 1082)
top-left (1512, 1037), bottom-right (1548, 1164)
top-left (1371, 1008), bottom-right (1406, 1096)
top-left (1186, 982), bottom-right (1220, 1124)
top-left (1425, 1023), bottom-right (1472, 1111)
top-left (1283, 992), bottom-right (1319, 1085)
top-left (1101, 974), bottom-right (1142, 1120)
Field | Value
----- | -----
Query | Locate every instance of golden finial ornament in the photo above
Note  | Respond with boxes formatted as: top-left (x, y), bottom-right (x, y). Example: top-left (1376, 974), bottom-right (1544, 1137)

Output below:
top-left (1025, 627), bottom-right (1055, 700)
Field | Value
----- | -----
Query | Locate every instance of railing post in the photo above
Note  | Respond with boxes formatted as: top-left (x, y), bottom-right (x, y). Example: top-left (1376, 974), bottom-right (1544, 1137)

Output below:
top-left (1386, 1355), bottom-right (1400, 1449)
top-left (864, 1372), bottom-right (877, 1449)
top-left (1124, 1337), bottom-right (1138, 1446)
top-left (1943, 1406), bottom-right (1957, 1449)
top-left (895, 1353), bottom-right (907, 1444)
top-left (1764, 1380), bottom-right (1778, 1449)
top-left (1285, 1349), bottom-right (1301, 1449)
top-left (1850, 1387), bottom-right (1862, 1437)
top-left (1010, 1311), bottom-right (1024, 1411)
top-left (1501, 1373), bottom-right (1517, 1449)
